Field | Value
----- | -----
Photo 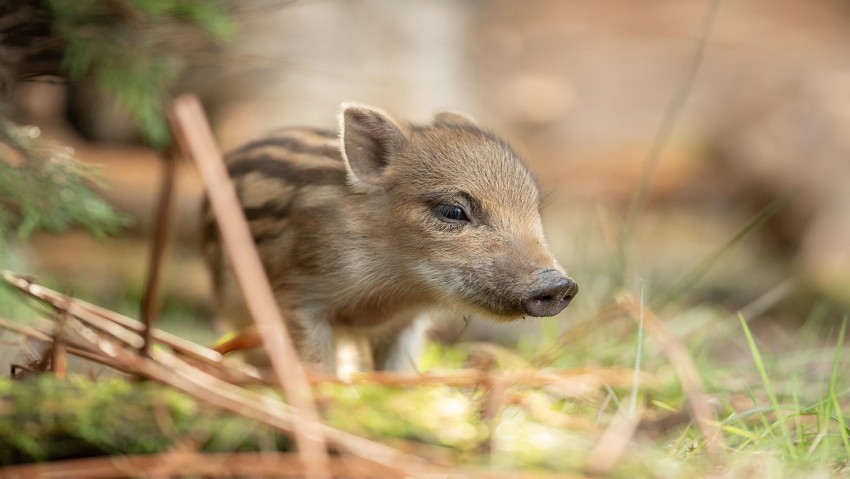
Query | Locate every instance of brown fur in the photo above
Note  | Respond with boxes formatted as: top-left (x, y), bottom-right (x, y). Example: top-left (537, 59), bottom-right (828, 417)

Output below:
top-left (203, 103), bottom-right (577, 374)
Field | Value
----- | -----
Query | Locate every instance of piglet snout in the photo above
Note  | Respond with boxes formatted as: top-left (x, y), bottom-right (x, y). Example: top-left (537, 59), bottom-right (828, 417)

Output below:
top-left (522, 270), bottom-right (578, 317)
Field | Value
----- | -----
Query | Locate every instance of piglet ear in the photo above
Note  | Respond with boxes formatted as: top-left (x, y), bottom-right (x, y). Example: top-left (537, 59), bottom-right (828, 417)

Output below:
top-left (339, 103), bottom-right (405, 187)
top-left (433, 111), bottom-right (479, 128)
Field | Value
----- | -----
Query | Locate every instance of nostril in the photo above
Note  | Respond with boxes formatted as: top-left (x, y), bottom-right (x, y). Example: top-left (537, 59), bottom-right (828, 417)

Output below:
top-left (561, 279), bottom-right (579, 301)
top-left (522, 276), bottom-right (579, 317)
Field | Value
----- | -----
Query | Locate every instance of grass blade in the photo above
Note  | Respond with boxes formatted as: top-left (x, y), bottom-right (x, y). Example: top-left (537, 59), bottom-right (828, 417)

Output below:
top-left (618, 0), bottom-right (722, 283)
top-left (739, 312), bottom-right (796, 458)
top-left (654, 192), bottom-right (795, 308)
top-left (622, 0), bottom-right (722, 238)
top-left (829, 316), bottom-right (850, 458)
top-left (629, 282), bottom-right (645, 415)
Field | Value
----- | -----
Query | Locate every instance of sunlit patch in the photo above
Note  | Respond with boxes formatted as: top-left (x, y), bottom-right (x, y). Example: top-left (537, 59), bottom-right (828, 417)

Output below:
top-left (439, 395), bottom-right (469, 417)
top-left (492, 406), bottom-right (587, 469)
top-left (334, 335), bottom-right (372, 380)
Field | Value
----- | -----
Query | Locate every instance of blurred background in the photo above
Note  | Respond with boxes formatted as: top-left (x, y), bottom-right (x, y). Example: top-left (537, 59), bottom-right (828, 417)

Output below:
top-left (4, 0), bottom-right (849, 347)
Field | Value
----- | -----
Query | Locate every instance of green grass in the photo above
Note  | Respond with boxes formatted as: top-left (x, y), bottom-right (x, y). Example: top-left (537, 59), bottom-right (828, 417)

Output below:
top-left (566, 306), bottom-right (847, 476)
top-left (420, 289), bottom-right (849, 477)
top-left (739, 312), bottom-right (796, 458)
top-left (830, 318), bottom-right (850, 459)
top-left (3, 279), bottom-right (847, 477)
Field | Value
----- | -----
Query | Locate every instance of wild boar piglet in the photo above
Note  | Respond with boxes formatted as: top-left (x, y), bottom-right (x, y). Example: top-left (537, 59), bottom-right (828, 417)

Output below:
top-left (203, 103), bottom-right (578, 374)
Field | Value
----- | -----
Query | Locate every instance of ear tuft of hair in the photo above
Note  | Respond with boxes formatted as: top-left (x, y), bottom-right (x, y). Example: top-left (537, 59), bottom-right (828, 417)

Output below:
top-left (339, 102), bottom-right (406, 187)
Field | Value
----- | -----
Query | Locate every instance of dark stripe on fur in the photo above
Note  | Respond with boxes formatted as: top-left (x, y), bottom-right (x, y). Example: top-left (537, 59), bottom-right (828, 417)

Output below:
top-left (253, 232), bottom-right (281, 244)
top-left (243, 197), bottom-right (295, 220)
top-left (202, 215), bottom-right (217, 243)
top-left (228, 157), bottom-right (346, 186)
top-left (229, 137), bottom-right (342, 159)
top-left (312, 129), bottom-right (338, 138)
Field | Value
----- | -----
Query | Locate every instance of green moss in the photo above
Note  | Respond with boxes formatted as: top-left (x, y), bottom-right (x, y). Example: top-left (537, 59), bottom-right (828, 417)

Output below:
top-left (0, 377), bottom-right (289, 465)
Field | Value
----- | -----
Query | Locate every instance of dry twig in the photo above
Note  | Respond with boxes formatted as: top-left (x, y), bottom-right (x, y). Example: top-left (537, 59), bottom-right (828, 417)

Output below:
top-left (171, 94), bottom-right (325, 478)
top-left (2, 271), bottom-right (262, 381)
top-left (139, 146), bottom-right (179, 358)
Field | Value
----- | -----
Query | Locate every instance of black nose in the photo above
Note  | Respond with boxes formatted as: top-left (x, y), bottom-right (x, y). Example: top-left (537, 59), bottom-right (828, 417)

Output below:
top-left (522, 272), bottom-right (578, 317)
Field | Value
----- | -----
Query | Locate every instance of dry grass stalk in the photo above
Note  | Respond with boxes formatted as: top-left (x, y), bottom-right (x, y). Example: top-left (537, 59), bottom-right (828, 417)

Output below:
top-left (63, 344), bottom-right (135, 374)
top-left (1, 315), bottom-right (140, 377)
top-left (139, 146), bottom-right (179, 358)
top-left (171, 93), bottom-right (324, 478)
top-left (2, 271), bottom-right (263, 382)
top-left (585, 403), bottom-right (644, 475)
top-left (617, 292), bottom-right (723, 455)
top-left (2, 272), bottom-right (145, 349)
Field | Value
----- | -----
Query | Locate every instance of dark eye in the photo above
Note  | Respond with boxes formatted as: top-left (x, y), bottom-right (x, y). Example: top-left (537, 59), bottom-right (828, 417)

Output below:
top-left (435, 204), bottom-right (469, 223)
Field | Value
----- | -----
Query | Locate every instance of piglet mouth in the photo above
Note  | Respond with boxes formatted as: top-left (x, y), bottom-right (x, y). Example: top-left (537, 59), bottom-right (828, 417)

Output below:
top-left (521, 272), bottom-right (578, 317)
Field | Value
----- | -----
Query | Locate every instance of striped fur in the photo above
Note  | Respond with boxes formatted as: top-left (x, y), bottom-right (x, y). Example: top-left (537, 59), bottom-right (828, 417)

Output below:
top-left (203, 104), bottom-right (576, 374)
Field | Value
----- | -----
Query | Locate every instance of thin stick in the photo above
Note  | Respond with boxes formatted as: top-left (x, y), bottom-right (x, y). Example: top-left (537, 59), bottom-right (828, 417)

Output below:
top-left (139, 146), bottom-right (179, 358)
top-left (168, 94), bottom-right (329, 478)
